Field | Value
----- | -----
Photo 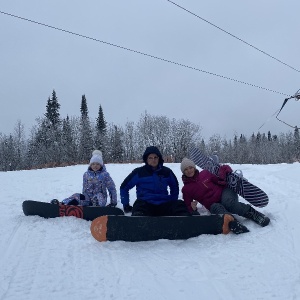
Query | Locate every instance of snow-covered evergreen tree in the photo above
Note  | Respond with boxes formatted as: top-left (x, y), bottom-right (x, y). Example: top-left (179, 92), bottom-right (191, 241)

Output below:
top-left (78, 95), bottom-right (94, 162)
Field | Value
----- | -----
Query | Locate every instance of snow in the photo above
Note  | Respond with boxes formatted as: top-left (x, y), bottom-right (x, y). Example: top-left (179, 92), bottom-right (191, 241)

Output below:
top-left (1, 162), bottom-right (300, 300)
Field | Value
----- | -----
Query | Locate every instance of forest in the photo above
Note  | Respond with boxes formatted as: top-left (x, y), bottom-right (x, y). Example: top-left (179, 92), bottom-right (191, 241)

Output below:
top-left (0, 90), bottom-right (299, 171)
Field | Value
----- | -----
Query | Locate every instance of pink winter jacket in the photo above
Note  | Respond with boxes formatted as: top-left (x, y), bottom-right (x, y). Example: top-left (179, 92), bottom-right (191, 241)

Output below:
top-left (181, 168), bottom-right (228, 212)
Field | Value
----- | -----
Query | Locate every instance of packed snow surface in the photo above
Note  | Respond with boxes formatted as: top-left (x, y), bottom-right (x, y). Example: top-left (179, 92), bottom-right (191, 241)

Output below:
top-left (1, 162), bottom-right (300, 300)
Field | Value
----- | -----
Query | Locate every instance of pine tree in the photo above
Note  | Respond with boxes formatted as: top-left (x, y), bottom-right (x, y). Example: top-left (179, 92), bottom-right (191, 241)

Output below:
top-left (42, 90), bottom-right (63, 165)
top-left (0, 134), bottom-right (17, 171)
top-left (27, 118), bottom-right (52, 167)
top-left (13, 120), bottom-right (27, 170)
top-left (95, 104), bottom-right (107, 152)
top-left (268, 131), bottom-right (272, 141)
top-left (80, 95), bottom-right (88, 119)
top-left (61, 116), bottom-right (77, 163)
top-left (123, 121), bottom-right (136, 162)
top-left (110, 125), bottom-right (124, 162)
top-left (78, 95), bottom-right (93, 161)
top-left (45, 90), bottom-right (61, 126)
top-left (96, 105), bottom-right (107, 134)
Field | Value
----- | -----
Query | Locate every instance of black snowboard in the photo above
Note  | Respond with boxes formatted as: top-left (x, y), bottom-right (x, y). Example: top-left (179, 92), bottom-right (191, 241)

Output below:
top-left (189, 147), bottom-right (269, 207)
top-left (90, 214), bottom-right (230, 242)
top-left (22, 200), bottom-right (124, 221)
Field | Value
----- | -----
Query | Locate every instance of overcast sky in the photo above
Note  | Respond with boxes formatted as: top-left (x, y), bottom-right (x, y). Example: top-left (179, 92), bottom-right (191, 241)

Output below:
top-left (1, 0), bottom-right (299, 140)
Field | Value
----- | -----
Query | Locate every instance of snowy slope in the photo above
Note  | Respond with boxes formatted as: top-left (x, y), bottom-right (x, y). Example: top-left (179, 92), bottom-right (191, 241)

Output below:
top-left (0, 162), bottom-right (300, 300)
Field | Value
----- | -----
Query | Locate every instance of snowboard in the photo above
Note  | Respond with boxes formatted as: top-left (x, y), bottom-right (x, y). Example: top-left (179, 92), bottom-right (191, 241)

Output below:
top-left (189, 147), bottom-right (269, 207)
top-left (90, 214), bottom-right (231, 242)
top-left (22, 200), bottom-right (124, 221)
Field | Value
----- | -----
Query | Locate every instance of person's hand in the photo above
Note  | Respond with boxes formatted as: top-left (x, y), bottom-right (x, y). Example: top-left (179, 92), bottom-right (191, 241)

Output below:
top-left (191, 201), bottom-right (198, 211)
top-left (107, 203), bottom-right (116, 208)
top-left (123, 204), bottom-right (133, 213)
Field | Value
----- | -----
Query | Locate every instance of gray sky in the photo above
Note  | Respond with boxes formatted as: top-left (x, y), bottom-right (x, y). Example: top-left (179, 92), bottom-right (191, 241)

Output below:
top-left (1, 0), bottom-right (299, 140)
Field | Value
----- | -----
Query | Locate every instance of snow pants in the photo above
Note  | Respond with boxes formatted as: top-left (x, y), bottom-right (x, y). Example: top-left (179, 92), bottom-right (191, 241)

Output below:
top-left (210, 188), bottom-right (250, 217)
top-left (132, 199), bottom-right (191, 217)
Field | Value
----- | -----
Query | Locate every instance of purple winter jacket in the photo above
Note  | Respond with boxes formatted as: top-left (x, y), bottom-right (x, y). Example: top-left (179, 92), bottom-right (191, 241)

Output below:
top-left (82, 165), bottom-right (117, 206)
top-left (181, 169), bottom-right (226, 212)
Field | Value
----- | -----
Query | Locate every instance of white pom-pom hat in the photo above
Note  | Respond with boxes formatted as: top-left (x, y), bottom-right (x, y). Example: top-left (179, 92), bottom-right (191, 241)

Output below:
top-left (90, 150), bottom-right (103, 166)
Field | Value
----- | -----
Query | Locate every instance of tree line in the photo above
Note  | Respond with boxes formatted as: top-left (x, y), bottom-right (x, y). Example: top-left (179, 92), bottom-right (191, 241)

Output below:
top-left (0, 90), bottom-right (299, 171)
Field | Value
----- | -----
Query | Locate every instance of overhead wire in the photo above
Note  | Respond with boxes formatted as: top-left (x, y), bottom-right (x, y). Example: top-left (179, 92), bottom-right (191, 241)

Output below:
top-left (165, 1), bottom-right (300, 130)
top-left (0, 10), bottom-right (291, 98)
top-left (166, 0), bottom-right (300, 73)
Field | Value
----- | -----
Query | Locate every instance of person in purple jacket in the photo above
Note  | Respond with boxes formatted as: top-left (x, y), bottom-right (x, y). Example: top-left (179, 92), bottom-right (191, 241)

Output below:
top-left (57, 150), bottom-right (117, 207)
top-left (181, 158), bottom-right (270, 227)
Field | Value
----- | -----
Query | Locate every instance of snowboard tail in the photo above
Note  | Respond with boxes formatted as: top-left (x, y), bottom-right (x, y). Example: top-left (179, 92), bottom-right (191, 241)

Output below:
top-left (22, 200), bottom-right (124, 221)
top-left (189, 147), bottom-right (269, 207)
top-left (90, 214), bottom-right (232, 242)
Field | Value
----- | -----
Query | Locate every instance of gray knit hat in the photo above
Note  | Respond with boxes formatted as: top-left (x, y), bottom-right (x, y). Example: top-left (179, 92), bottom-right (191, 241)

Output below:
top-left (180, 158), bottom-right (196, 173)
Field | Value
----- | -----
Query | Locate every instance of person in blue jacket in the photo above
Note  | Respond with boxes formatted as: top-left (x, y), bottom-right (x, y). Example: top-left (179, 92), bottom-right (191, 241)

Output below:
top-left (120, 146), bottom-right (190, 216)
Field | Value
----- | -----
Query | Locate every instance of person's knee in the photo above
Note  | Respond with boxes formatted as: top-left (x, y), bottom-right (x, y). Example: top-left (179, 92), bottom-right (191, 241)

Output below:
top-left (221, 189), bottom-right (238, 207)
top-left (210, 203), bottom-right (225, 214)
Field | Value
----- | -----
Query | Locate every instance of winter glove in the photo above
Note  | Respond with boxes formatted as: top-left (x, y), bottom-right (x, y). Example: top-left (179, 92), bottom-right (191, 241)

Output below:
top-left (217, 165), bottom-right (233, 180)
top-left (50, 199), bottom-right (60, 205)
top-left (106, 203), bottom-right (116, 208)
top-left (123, 204), bottom-right (133, 213)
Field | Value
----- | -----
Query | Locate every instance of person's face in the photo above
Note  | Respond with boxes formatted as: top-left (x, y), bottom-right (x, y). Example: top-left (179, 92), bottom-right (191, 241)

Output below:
top-left (147, 153), bottom-right (159, 168)
top-left (183, 166), bottom-right (195, 178)
top-left (90, 162), bottom-right (101, 171)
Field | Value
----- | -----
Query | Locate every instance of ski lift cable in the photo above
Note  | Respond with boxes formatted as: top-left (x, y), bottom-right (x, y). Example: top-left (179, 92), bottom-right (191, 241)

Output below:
top-left (0, 10), bottom-right (292, 98)
top-left (257, 109), bottom-right (280, 131)
top-left (166, 0), bottom-right (300, 73)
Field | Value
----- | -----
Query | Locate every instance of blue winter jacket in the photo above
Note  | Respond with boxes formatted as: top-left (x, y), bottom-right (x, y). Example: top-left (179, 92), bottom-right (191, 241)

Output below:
top-left (120, 164), bottom-right (179, 206)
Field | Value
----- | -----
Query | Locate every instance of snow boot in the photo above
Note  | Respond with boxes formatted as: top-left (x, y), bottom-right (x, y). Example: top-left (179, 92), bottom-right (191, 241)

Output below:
top-left (244, 206), bottom-right (270, 227)
top-left (229, 219), bottom-right (250, 234)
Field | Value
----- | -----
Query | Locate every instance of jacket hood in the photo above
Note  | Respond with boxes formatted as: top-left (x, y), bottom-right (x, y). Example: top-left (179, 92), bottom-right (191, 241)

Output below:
top-left (142, 146), bottom-right (164, 165)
